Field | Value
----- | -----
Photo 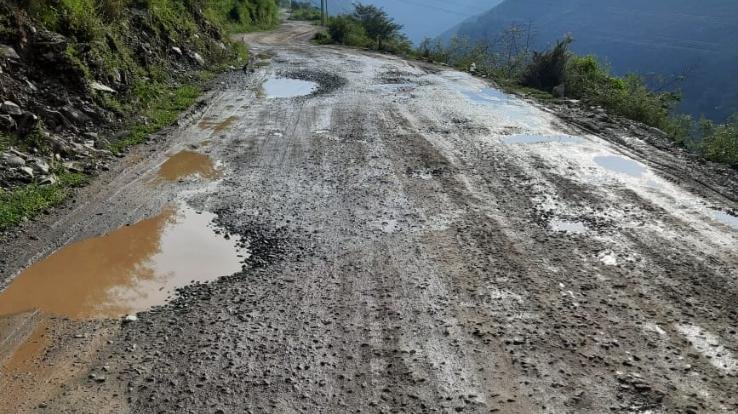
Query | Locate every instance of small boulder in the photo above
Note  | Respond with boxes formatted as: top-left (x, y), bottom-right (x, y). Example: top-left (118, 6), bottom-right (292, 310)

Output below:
top-left (553, 84), bottom-right (566, 98)
top-left (19, 166), bottom-right (34, 180)
top-left (0, 44), bottom-right (20, 60)
top-left (39, 175), bottom-right (58, 185)
top-left (171, 46), bottom-right (183, 57)
top-left (188, 51), bottom-right (205, 66)
top-left (123, 314), bottom-right (138, 323)
top-left (1, 154), bottom-right (26, 167)
top-left (90, 81), bottom-right (116, 93)
top-left (1, 101), bottom-right (22, 116)
top-left (0, 114), bottom-right (16, 130)
top-left (32, 159), bottom-right (50, 175)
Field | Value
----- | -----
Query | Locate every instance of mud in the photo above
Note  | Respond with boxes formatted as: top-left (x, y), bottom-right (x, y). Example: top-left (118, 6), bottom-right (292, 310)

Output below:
top-left (157, 150), bottom-right (221, 182)
top-left (0, 19), bottom-right (737, 414)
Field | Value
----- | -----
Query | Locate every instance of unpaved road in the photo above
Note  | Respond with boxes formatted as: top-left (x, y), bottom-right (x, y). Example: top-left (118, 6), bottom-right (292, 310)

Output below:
top-left (1, 20), bottom-right (737, 413)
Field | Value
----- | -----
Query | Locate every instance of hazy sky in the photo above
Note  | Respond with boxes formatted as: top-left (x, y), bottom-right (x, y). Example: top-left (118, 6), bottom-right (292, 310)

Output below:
top-left (312, 0), bottom-right (498, 43)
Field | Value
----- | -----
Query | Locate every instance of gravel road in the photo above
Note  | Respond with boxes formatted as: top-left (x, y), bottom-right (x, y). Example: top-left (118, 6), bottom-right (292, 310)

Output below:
top-left (1, 20), bottom-right (737, 413)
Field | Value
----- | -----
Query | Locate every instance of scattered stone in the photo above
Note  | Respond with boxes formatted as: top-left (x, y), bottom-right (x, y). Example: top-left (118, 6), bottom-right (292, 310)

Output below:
top-left (0, 44), bottom-right (20, 60)
top-left (19, 166), bottom-right (34, 180)
top-left (2, 154), bottom-right (25, 167)
top-left (123, 314), bottom-right (139, 323)
top-left (1, 101), bottom-right (22, 116)
top-left (91, 81), bottom-right (116, 93)
top-left (40, 175), bottom-right (58, 185)
top-left (0, 114), bottom-right (16, 130)
top-left (172, 46), bottom-right (183, 56)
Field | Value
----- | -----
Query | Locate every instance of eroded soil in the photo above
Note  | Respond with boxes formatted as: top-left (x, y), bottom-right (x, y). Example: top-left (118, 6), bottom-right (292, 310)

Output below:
top-left (0, 20), bottom-right (737, 414)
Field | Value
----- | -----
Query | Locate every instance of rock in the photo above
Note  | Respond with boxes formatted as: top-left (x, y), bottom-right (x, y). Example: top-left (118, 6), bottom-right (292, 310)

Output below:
top-left (123, 314), bottom-right (138, 323)
top-left (0, 114), bottom-right (16, 130)
top-left (61, 105), bottom-right (91, 125)
top-left (83, 132), bottom-right (99, 140)
top-left (95, 137), bottom-right (111, 149)
top-left (19, 166), bottom-right (34, 180)
top-left (171, 46), bottom-right (183, 56)
top-left (63, 161), bottom-right (84, 172)
top-left (1, 101), bottom-right (22, 116)
top-left (16, 111), bottom-right (39, 135)
top-left (0, 44), bottom-right (20, 60)
top-left (40, 108), bottom-right (74, 131)
top-left (39, 175), bottom-right (58, 185)
top-left (90, 81), bottom-right (116, 93)
top-left (188, 51), bottom-right (205, 66)
top-left (553, 84), bottom-right (566, 98)
top-left (1, 154), bottom-right (26, 167)
top-left (32, 159), bottom-right (50, 175)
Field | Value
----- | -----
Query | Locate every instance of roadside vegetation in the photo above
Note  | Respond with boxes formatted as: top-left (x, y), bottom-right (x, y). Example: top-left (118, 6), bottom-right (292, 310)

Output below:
top-left (287, 1), bottom-right (322, 22)
top-left (417, 32), bottom-right (738, 167)
top-left (315, 3), bottom-right (412, 56)
top-left (0, 0), bottom-right (278, 230)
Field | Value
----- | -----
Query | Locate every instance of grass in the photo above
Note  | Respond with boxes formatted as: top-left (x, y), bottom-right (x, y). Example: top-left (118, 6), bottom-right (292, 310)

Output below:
top-left (110, 83), bottom-right (203, 153)
top-left (0, 172), bottom-right (87, 231)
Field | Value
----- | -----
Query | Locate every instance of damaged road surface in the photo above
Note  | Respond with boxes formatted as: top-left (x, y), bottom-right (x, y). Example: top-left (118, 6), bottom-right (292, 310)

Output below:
top-left (1, 20), bottom-right (738, 413)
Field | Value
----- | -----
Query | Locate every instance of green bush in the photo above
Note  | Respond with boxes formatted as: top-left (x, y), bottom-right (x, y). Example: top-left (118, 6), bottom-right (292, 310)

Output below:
top-left (327, 15), bottom-right (369, 47)
top-left (521, 37), bottom-right (570, 92)
top-left (702, 116), bottom-right (738, 166)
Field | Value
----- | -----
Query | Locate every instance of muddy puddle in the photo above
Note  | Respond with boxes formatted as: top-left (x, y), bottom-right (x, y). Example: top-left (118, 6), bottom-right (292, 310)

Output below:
top-left (712, 210), bottom-right (738, 230)
top-left (262, 77), bottom-right (318, 98)
top-left (594, 155), bottom-right (648, 178)
top-left (0, 206), bottom-right (245, 320)
top-left (504, 134), bottom-right (585, 145)
top-left (198, 115), bottom-right (239, 133)
top-left (157, 150), bottom-right (221, 182)
top-left (550, 219), bottom-right (587, 234)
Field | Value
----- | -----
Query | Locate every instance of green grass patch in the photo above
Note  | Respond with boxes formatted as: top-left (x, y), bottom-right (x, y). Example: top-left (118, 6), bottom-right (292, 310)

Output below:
top-left (110, 83), bottom-right (203, 153)
top-left (0, 172), bottom-right (87, 231)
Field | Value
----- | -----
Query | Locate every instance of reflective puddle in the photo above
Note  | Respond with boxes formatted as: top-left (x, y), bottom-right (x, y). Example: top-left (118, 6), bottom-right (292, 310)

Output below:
top-left (461, 87), bottom-right (538, 122)
top-left (0, 206), bottom-right (245, 320)
top-left (198, 115), bottom-right (239, 133)
top-left (504, 134), bottom-right (585, 145)
top-left (263, 77), bottom-right (318, 98)
top-left (550, 219), bottom-right (587, 234)
top-left (157, 150), bottom-right (220, 182)
top-left (712, 210), bottom-right (738, 230)
top-left (594, 155), bottom-right (648, 178)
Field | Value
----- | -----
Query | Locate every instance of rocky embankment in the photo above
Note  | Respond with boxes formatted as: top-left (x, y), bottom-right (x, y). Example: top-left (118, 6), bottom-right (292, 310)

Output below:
top-left (0, 2), bottom-right (248, 192)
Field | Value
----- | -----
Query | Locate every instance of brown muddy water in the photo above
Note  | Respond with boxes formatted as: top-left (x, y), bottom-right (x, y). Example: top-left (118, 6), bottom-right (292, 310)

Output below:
top-left (157, 150), bottom-right (221, 182)
top-left (0, 206), bottom-right (245, 320)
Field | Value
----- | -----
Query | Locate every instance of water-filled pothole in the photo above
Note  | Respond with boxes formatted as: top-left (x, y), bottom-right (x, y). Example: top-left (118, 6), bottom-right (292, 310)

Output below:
top-left (460, 87), bottom-right (537, 121)
top-left (262, 77), bottom-right (318, 98)
top-left (0, 206), bottom-right (246, 320)
top-left (504, 134), bottom-right (585, 145)
top-left (712, 210), bottom-right (738, 230)
top-left (594, 155), bottom-right (647, 178)
top-left (157, 150), bottom-right (221, 182)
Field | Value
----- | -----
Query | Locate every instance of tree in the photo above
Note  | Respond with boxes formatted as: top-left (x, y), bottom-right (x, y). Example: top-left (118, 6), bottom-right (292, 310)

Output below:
top-left (351, 3), bottom-right (401, 50)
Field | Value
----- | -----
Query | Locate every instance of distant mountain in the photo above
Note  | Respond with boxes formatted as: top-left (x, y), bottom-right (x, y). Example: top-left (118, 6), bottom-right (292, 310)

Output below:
top-left (441, 0), bottom-right (738, 121)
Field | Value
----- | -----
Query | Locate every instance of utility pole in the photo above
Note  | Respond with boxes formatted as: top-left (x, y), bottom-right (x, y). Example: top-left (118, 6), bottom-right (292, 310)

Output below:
top-left (321, 0), bottom-right (326, 26)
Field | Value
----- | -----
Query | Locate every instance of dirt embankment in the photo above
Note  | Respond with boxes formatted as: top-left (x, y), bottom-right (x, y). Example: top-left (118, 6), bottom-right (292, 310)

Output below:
top-left (0, 1), bottom-right (249, 192)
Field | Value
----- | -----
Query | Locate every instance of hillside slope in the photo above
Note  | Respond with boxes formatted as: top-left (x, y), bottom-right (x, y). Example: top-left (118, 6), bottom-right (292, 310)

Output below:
top-left (0, 0), bottom-right (277, 224)
top-left (441, 0), bottom-right (738, 121)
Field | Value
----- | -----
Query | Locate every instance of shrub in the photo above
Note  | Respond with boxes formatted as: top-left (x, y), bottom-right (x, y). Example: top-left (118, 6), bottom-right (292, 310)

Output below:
top-left (702, 115), bottom-right (738, 166)
top-left (327, 15), bottom-right (369, 47)
top-left (520, 37), bottom-right (571, 92)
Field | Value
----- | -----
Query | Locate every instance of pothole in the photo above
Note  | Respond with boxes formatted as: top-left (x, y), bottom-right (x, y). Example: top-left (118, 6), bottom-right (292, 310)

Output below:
top-left (712, 209), bottom-right (738, 230)
top-left (0, 205), bottom-right (247, 320)
top-left (262, 77), bottom-right (318, 98)
top-left (504, 134), bottom-right (585, 145)
top-left (157, 150), bottom-right (221, 182)
top-left (594, 155), bottom-right (648, 178)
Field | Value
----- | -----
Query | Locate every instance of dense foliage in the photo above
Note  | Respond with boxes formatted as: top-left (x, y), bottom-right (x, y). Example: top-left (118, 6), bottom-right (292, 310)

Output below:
top-left (319, 3), bottom-right (411, 55)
